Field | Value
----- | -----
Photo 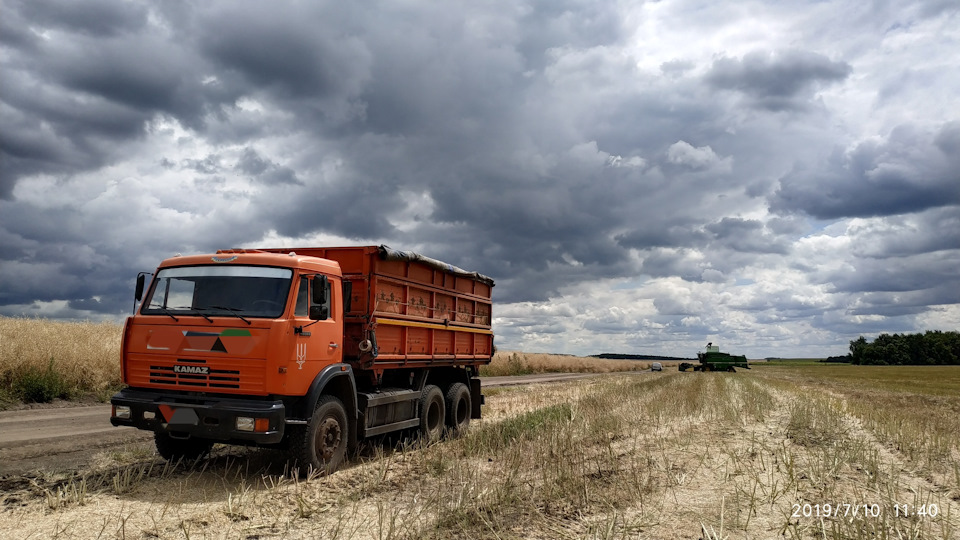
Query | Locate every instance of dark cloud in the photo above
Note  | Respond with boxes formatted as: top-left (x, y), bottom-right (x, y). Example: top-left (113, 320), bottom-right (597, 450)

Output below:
top-left (769, 123), bottom-right (960, 219)
top-left (848, 208), bottom-right (960, 258)
top-left (706, 50), bottom-right (852, 111)
top-left (617, 221), bottom-right (709, 250)
top-left (235, 149), bottom-right (304, 185)
top-left (1, 5), bottom-right (209, 194)
top-left (618, 217), bottom-right (790, 256)
top-left (196, 5), bottom-right (370, 107)
top-left (516, 0), bottom-right (628, 71)
top-left (825, 250), bottom-right (958, 294)
top-left (15, 0), bottom-right (148, 37)
top-left (705, 218), bottom-right (791, 255)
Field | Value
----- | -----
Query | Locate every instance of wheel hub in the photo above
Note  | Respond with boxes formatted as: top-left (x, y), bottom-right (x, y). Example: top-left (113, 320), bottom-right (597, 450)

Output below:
top-left (316, 418), bottom-right (342, 460)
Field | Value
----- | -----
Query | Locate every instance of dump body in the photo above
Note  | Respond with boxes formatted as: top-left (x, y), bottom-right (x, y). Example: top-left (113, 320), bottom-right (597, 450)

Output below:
top-left (111, 245), bottom-right (493, 472)
top-left (259, 246), bottom-right (494, 378)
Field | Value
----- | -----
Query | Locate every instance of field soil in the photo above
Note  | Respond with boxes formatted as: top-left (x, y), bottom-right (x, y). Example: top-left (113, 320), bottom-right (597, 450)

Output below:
top-left (1, 366), bottom-right (958, 539)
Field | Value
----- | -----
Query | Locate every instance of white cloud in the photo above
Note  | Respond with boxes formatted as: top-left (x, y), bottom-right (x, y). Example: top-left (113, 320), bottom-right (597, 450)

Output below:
top-left (667, 141), bottom-right (732, 172)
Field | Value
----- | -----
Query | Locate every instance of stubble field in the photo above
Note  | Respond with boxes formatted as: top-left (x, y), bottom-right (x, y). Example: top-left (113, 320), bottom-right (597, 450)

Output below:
top-left (2, 362), bottom-right (958, 539)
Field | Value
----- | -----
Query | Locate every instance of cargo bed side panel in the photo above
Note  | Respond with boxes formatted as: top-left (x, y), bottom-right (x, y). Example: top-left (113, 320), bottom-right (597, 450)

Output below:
top-left (262, 246), bottom-right (493, 368)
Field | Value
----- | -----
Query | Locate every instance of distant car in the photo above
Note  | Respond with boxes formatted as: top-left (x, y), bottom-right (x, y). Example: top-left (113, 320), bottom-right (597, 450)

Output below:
top-left (651, 362), bottom-right (662, 371)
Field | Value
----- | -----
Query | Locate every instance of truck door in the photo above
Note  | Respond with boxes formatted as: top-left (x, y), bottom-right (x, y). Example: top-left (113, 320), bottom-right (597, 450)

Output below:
top-left (292, 275), bottom-right (341, 374)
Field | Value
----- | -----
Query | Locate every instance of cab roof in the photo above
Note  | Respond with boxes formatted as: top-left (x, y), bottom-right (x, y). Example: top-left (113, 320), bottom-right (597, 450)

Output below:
top-left (157, 250), bottom-right (342, 276)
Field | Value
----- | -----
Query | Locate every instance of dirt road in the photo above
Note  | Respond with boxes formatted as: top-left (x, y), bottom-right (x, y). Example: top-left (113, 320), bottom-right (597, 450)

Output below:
top-left (0, 405), bottom-right (152, 476)
top-left (0, 372), bottom-right (640, 478)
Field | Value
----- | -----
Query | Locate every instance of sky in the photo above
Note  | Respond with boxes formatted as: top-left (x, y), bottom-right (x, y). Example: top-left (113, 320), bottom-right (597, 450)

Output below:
top-left (1, 0), bottom-right (959, 359)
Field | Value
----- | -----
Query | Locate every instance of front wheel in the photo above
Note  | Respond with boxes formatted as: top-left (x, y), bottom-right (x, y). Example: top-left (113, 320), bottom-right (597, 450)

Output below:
top-left (288, 396), bottom-right (349, 475)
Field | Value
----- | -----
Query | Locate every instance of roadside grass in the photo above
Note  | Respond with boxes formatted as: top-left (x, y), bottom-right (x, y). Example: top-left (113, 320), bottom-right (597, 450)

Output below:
top-left (481, 350), bottom-right (648, 376)
top-left (2, 368), bottom-right (959, 539)
top-left (0, 317), bottom-right (122, 406)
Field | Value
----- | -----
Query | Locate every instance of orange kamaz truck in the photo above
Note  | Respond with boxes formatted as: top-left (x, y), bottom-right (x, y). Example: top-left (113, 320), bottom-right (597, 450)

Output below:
top-left (111, 246), bottom-right (494, 473)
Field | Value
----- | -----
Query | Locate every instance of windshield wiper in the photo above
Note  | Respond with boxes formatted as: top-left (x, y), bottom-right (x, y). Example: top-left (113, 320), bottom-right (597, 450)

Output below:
top-left (168, 306), bottom-right (214, 323)
top-left (188, 308), bottom-right (214, 323)
top-left (150, 305), bottom-right (179, 321)
top-left (207, 305), bottom-right (252, 325)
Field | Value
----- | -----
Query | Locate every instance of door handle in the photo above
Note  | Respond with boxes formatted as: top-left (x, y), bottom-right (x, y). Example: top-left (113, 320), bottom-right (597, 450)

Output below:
top-left (329, 343), bottom-right (339, 349)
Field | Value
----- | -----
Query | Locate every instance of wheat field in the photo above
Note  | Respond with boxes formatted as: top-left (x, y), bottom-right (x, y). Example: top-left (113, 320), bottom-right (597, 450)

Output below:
top-left (482, 351), bottom-right (650, 376)
top-left (0, 317), bottom-right (122, 405)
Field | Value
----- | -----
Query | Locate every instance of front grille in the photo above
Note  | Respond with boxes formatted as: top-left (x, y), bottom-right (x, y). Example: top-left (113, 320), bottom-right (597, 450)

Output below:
top-left (149, 360), bottom-right (241, 389)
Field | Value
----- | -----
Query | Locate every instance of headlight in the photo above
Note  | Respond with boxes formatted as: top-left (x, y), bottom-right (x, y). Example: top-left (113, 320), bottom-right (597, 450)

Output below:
top-left (114, 405), bottom-right (131, 419)
top-left (236, 417), bottom-right (255, 432)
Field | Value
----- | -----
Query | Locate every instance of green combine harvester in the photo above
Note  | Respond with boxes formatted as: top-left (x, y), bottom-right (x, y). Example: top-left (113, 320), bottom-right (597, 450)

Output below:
top-left (679, 343), bottom-right (750, 372)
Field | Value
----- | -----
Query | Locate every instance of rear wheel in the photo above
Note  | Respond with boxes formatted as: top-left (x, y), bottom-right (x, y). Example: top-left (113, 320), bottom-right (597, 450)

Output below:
top-left (419, 385), bottom-right (445, 443)
top-left (154, 432), bottom-right (213, 462)
top-left (444, 383), bottom-right (471, 437)
top-left (288, 396), bottom-right (349, 475)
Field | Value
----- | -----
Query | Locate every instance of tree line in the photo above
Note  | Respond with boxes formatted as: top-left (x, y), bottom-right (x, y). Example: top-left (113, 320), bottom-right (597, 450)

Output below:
top-left (848, 331), bottom-right (960, 365)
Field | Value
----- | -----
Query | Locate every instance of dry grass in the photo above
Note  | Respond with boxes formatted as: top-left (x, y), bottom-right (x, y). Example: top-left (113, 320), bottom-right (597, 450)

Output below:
top-left (3, 365), bottom-right (957, 539)
top-left (0, 316), bottom-right (122, 406)
top-left (481, 350), bottom-right (649, 376)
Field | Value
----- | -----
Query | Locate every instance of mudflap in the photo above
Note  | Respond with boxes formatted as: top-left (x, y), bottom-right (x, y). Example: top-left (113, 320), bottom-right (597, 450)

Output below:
top-left (470, 378), bottom-right (483, 419)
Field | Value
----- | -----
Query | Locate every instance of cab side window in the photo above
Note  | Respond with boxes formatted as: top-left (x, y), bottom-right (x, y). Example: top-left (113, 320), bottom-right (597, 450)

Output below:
top-left (294, 277), bottom-right (309, 317)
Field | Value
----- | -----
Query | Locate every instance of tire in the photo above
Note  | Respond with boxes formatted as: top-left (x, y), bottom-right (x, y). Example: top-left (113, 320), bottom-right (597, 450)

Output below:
top-left (288, 395), bottom-right (349, 475)
top-left (444, 382), bottom-right (471, 437)
top-left (154, 431), bottom-right (213, 462)
top-left (419, 385), bottom-right (445, 444)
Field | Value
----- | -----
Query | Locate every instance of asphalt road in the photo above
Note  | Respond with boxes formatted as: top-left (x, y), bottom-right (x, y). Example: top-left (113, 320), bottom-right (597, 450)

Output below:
top-left (0, 372), bottom-right (645, 477)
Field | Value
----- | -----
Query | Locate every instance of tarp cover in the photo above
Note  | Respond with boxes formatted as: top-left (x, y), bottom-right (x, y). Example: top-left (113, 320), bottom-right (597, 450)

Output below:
top-left (378, 245), bottom-right (494, 287)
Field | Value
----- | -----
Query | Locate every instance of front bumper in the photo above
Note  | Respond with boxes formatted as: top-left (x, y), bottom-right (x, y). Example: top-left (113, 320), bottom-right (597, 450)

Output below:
top-left (110, 387), bottom-right (286, 445)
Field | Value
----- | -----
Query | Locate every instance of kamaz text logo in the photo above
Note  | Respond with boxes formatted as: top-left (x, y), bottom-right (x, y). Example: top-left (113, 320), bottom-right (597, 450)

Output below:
top-left (174, 365), bottom-right (210, 375)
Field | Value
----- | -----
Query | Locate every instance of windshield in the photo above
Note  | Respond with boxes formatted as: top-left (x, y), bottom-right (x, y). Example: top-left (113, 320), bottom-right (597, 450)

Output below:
top-left (141, 266), bottom-right (293, 318)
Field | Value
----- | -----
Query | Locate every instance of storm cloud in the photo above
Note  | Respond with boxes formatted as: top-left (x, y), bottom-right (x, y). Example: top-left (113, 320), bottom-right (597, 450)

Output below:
top-left (2, 0), bottom-right (959, 358)
top-left (706, 50), bottom-right (852, 111)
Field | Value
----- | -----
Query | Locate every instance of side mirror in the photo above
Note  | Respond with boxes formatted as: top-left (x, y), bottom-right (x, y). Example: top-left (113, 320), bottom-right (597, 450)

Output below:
top-left (312, 275), bottom-right (329, 305)
top-left (310, 275), bottom-right (330, 321)
top-left (309, 305), bottom-right (329, 320)
top-left (135, 274), bottom-right (146, 301)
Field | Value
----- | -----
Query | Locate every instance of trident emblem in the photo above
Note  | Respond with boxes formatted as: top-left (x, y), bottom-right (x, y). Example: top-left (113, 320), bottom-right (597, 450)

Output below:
top-left (296, 343), bottom-right (307, 370)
